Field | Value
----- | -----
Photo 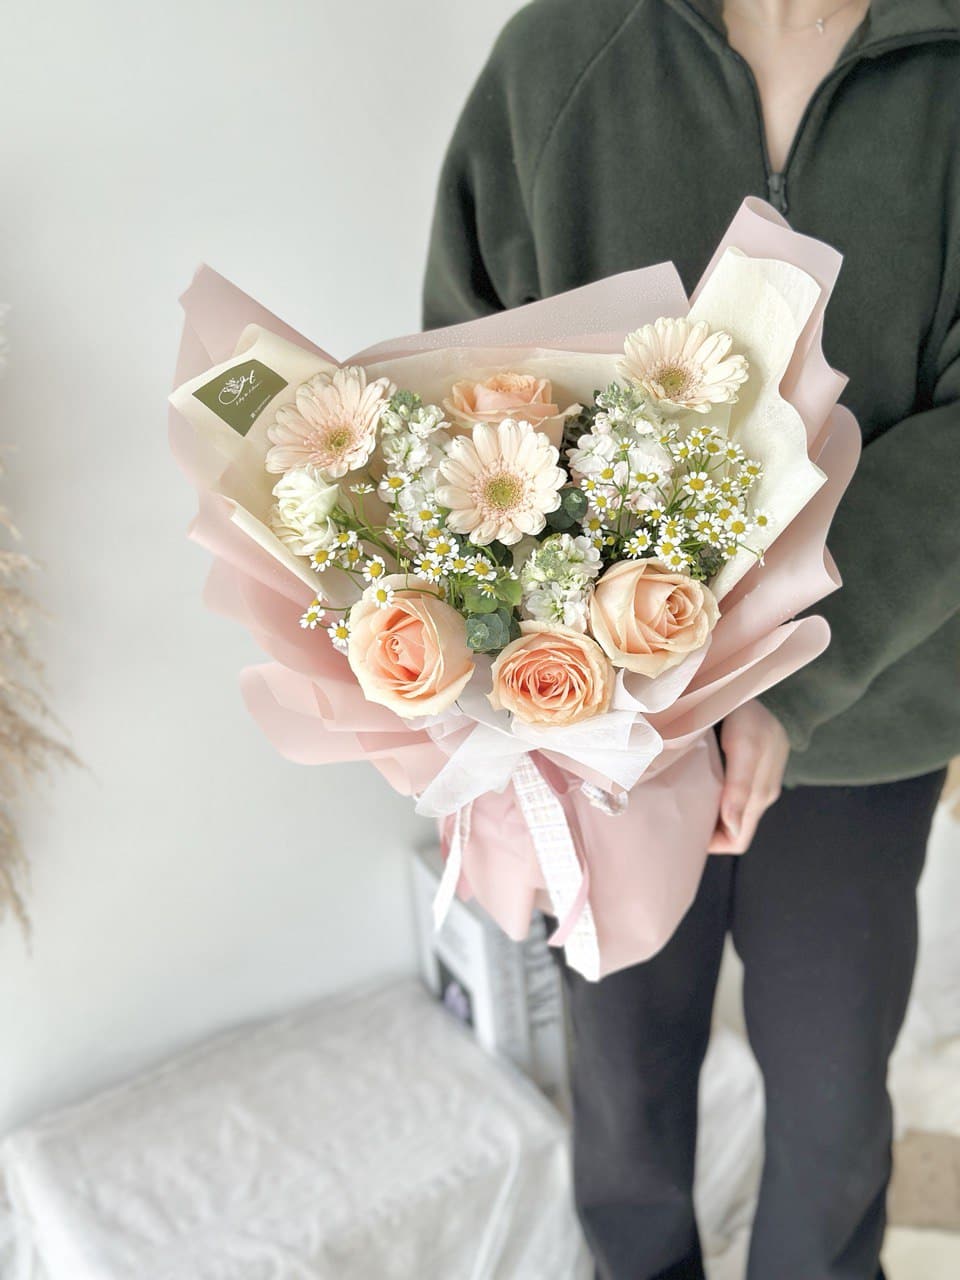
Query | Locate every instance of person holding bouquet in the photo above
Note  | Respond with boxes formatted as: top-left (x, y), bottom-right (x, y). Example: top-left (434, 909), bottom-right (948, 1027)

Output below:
top-left (422, 2), bottom-right (959, 1278)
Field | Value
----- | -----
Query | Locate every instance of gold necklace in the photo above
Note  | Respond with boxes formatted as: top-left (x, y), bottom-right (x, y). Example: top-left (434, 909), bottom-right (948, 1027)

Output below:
top-left (724, 0), bottom-right (867, 36)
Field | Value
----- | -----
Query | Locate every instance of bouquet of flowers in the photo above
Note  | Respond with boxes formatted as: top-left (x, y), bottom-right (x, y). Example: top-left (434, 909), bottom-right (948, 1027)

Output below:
top-left (170, 198), bottom-right (860, 980)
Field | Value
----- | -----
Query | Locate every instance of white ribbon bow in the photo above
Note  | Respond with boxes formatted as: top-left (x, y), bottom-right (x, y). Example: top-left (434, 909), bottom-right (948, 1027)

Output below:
top-left (412, 658), bottom-right (686, 980)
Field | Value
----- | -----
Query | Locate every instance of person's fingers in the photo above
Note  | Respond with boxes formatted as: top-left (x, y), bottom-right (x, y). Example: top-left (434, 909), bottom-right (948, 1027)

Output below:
top-left (707, 741), bottom-right (760, 852)
top-left (707, 706), bottom-right (787, 853)
top-left (719, 729), bottom-right (762, 839)
top-left (710, 750), bottom-right (785, 852)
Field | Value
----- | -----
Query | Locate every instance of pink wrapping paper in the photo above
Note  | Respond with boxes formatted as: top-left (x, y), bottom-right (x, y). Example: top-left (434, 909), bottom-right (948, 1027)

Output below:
top-left (170, 198), bottom-right (861, 979)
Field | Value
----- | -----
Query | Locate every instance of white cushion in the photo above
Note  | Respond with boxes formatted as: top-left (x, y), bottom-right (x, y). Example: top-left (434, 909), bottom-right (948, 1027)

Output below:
top-left (1, 979), bottom-right (588, 1280)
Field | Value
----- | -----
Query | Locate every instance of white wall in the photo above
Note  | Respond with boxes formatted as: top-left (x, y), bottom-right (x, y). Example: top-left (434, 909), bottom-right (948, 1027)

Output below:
top-left (0, 0), bottom-right (521, 1136)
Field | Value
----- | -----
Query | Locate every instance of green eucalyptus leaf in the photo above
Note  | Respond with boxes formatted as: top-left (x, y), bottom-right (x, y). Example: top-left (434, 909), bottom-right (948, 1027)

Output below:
top-left (462, 584), bottom-right (500, 614)
top-left (562, 487), bottom-right (589, 520)
top-left (466, 615), bottom-right (496, 651)
top-left (494, 577), bottom-right (522, 607)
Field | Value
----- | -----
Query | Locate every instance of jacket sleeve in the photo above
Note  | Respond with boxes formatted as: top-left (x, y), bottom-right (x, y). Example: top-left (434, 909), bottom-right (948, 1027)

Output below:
top-left (758, 305), bottom-right (960, 752)
top-left (420, 24), bottom-right (541, 331)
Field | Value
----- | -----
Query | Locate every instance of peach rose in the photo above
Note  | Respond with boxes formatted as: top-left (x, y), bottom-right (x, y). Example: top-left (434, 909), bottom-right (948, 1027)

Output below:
top-left (588, 559), bottom-right (719, 677)
top-left (443, 373), bottom-right (575, 448)
top-left (489, 622), bottom-right (614, 726)
top-left (348, 576), bottom-right (475, 718)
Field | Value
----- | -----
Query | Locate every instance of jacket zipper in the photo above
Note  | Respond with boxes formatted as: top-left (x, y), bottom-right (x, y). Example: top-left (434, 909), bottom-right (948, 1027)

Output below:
top-left (724, 46), bottom-right (856, 217)
top-left (718, 29), bottom-right (959, 218)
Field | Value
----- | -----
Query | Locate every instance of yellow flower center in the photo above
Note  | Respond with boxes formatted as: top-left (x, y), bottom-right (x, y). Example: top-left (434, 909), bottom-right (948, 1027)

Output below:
top-left (657, 365), bottom-right (692, 399)
top-left (323, 425), bottom-right (354, 453)
top-left (482, 472), bottom-right (524, 511)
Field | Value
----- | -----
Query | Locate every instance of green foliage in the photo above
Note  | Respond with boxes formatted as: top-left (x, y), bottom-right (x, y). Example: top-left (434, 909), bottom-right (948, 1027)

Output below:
top-left (461, 584), bottom-right (500, 614)
top-left (546, 485), bottom-right (590, 530)
top-left (465, 606), bottom-right (515, 653)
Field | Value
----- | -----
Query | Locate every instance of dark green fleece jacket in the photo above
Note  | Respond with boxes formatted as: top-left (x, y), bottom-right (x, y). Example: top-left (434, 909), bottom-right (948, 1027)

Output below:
top-left (421, 0), bottom-right (960, 787)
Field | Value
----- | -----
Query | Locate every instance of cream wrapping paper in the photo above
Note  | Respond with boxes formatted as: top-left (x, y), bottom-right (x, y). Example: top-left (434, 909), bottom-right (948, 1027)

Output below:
top-left (169, 197), bottom-right (861, 980)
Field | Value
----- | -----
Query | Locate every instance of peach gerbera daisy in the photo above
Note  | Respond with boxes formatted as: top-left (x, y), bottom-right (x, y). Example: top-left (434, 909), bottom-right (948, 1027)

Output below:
top-left (436, 418), bottom-right (565, 546)
top-left (265, 366), bottom-right (395, 477)
top-left (619, 317), bottom-right (748, 415)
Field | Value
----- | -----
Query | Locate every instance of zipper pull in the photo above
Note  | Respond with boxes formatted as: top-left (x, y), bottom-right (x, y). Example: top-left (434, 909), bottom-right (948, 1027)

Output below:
top-left (767, 172), bottom-right (788, 215)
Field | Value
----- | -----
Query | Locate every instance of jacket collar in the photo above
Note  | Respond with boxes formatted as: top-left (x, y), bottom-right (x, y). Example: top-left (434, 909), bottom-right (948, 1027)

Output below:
top-left (664, 0), bottom-right (959, 57)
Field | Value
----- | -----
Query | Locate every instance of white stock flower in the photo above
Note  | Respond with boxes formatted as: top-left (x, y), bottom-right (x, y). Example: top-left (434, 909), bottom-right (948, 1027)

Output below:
top-left (567, 430), bottom-right (617, 478)
top-left (524, 581), bottom-right (590, 632)
top-left (627, 439), bottom-right (673, 484)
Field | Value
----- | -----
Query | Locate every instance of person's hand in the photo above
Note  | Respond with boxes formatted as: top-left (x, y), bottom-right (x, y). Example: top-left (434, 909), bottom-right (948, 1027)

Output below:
top-left (708, 700), bottom-right (789, 854)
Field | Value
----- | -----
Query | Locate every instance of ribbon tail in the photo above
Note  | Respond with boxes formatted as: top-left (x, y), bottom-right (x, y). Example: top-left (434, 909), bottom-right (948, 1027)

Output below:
top-left (431, 802), bottom-right (471, 932)
top-left (512, 755), bottom-right (600, 982)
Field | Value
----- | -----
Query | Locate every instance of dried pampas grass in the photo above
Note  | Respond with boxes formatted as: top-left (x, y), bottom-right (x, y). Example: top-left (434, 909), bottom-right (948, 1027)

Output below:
top-left (0, 474), bottom-right (79, 934)
top-left (0, 312), bottom-right (78, 933)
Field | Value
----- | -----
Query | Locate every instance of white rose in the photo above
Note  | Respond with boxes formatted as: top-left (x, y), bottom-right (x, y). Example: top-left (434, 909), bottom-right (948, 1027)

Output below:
top-left (271, 465), bottom-right (340, 555)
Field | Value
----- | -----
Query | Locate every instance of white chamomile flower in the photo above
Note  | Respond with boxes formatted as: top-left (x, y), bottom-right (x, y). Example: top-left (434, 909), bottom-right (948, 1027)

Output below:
top-left (723, 511), bottom-right (754, 538)
top-left (654, 535), bottom-right (684, 560)
top-left (469, 556), bottom-right (497, 581)
top-left (368, 584), bottom-right (395, 609)
top-left (644, 502), bottom-right (667, 523)
top-left (582, 514), bottom-right (606, 537)
top-left (414, 551), bottom-right (446, 582)
top-left (683, 471), bottom-right (714, 498)
top-left (310, 547), bottom-right (335, 572)
top-left (362, 555), bottom-right (388, 583)
top-left (377, 472), bottom-right (407, 503)
top-left (341, 544), bottom-right (363, 568)
top-left (659, 516), bottom-right (687, 541)
top-left (657, 547), bottom-right (692, 571)
top-left (702, 524), bottom-right (724, 548)
top-left (715, 476), bottom-right (739, 498)
top-left (723, 441), bottom-right (745, 464)
top-left (350, 481), bottom-right (376, 495)
top-left (686, 429), bottom-right (706, 450)
top-left (740, 460), bottom-right (763, 484)
top-left (406, 504), bottom-right (442, 536)
top-left (752, 507), bottom-right (773, 531)
top-left (327, 617), bottom-right (351, 652)
top-left (690, 512), bottom-right (721, 536)
top-left (476, 578), bottom-right (498, 598)
top-left (447, 551), bottom-right (473, 574)
top-left (299, 599), bottom-right (326, 629)
top-left (334, 528), bottom-right (358, 548)
top-left (714, 502), bottom-right (738, 525)
top-left (590, 492), bottom-right (613, 514)
top-left (624, 530), bottom-right (653, 557)
top-left (428, 534), bottom-right (459, 559)
top-left (703, 435), bottom-right (725, 457)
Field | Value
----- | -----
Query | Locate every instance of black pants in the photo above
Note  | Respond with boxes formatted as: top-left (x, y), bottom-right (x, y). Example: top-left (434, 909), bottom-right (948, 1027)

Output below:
top-left (547, 767), bottom-right (948, 1280)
